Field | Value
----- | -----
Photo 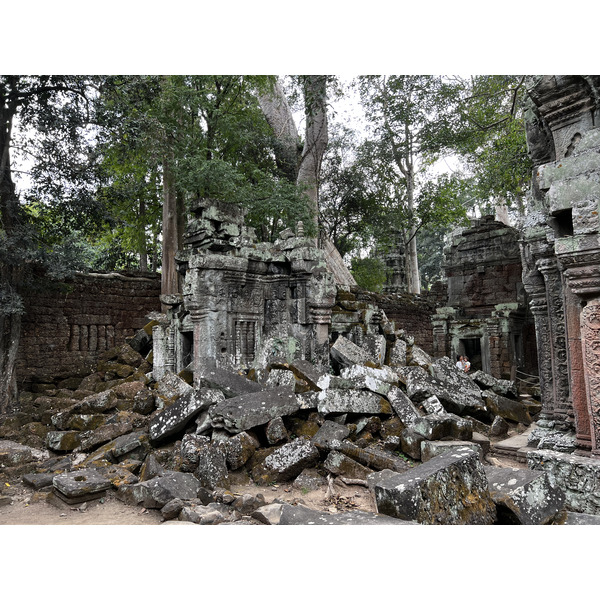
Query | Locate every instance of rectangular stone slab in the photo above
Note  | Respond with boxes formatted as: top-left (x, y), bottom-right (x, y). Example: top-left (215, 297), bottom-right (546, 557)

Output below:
top-left (149, 388), bottom-right (224, 444)
top-left (278, 503), bottom-right (415, 525)
top-left (485, 465), bottom-right (566, 524)
top-left (316, 388), bottom-right (392, 416)
top-left (368, 448), bottom-right (496, 524)
top-left (209, 388), bottom-right (300, 433)
top-left (52, 468), bottom-right (112, 499)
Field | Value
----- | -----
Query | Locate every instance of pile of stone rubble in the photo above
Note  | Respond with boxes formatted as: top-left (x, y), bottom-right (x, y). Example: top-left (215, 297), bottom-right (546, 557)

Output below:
top-left (0, 324), bottom-right (579, 525)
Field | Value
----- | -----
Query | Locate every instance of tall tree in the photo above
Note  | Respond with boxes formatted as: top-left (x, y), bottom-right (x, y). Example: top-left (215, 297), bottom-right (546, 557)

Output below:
top-left (259, 76), bottom-right (356, 285)
top-left (357, 75), bottom-right (464, 294)
top-left (449, 75), bottom-right (532, 219)
top-left (318, 123), bottom-right (378, 258)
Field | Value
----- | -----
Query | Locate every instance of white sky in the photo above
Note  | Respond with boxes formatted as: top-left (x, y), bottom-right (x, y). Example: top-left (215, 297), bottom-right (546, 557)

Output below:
top-left (3, 2), bottom-right (596, 75)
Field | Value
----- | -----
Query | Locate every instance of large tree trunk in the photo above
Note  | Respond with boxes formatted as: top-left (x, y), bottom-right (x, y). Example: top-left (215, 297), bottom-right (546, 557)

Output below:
top-left (0, 98), bottom-right (22, 412)
top-left (258, 76), bottom-right (356, 287)
top-left (404, 174), bottom-right (421, 295)
top-left (139, 197), bottom-right (148, 271)
top-left (258, 79), bottom-right (301, 182)
top-left (0, 312), bottom-right (21, 412)
top-left (297, 75), bottom-right (329, 233)
top-left (160, 153), bottom-right (181, 304)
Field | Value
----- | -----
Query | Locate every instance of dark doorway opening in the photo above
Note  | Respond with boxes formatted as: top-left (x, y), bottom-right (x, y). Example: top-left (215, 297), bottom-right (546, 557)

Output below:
top-left (181, 331), bottom-right (194, 370)
top-left (461, 338), bottom-right (482, 371)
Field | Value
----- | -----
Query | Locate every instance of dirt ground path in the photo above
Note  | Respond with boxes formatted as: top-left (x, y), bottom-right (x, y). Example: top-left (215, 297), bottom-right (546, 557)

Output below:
top-left (0, 475), bottom-right (378, 525)
top-left (0, 454), bottom-right (524, 526)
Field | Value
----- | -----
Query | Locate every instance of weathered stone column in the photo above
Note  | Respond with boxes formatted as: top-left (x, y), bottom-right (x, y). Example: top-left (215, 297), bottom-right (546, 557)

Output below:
top-left (308, 271), bottom-right (337, 368)
top-left (580, 299), bottom-right (600, 456)
top-left (528, 286), bottom-right (556, 427)
top-left (562, 281), bottom-right (592, 452)
top-left (189, 308), bottom-right (217, 379)
top-left (432, 308), bottom-right (453, 360)
top-left (537, 258), bottom-right (571, 429)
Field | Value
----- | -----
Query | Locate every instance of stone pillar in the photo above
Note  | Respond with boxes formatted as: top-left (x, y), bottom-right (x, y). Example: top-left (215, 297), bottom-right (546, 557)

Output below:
top-left (537, 258), bottom-right (571, 429)
top-left (528, 286), bottom-right (556, 427)
top-left (580, 299), bottom-right (600, 456)
top-left (562, 281), bottom-right (592, 453)
top-left (485, 319), bottom-right (501, 379)
top-left (563, 262), bottom-right (600, 456)
top-left (432, 308), bottom-right (453, 360)
top-left (189, 308), bottom-right (217, 379)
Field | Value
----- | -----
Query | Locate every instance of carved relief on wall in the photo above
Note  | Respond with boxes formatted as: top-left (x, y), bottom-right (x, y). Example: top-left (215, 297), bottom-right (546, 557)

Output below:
top-left (581, 301), bottom-right (600, 453)
top-left (538, 259), bottom-right (570, 421)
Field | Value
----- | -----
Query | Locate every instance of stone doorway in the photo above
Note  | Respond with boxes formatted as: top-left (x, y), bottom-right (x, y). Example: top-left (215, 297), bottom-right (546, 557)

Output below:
top-left (460, 338), bottom-right (482, 372)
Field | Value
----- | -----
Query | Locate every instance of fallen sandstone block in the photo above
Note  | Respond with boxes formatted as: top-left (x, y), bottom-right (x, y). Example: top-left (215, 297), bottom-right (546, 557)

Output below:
top-left (0, 440), bottom-right (36, 467)
top-left (311, 420), bottom-right (351, 451)
top-left (225, 431), bottom-right (260, 471)
top-left (197, 361), bottom-right (265, 398)
top-left (52, 468), bottom-right (112, 502)
top-left (470, 370), bottom-right (518, 398)
top-left (482, 390), bottom-right (532, 425)
top-left (330, 335), bottom-right (376, 370)
top-left (195, 444), bottom-right (229, 490)
top-left (251, 438), bottom-right (320, 484)
top-left (317, 388), bottom-right (392, 416)
top-left (149, 387), bottom-right (224, 444)
top-left (331, 440), bottom-right (409, 473)
top-left (421, 440), bottom-right (483, 462)
top-left (368, 448), bottom-right (496, 524)
top-left (277, 503), bottom-right (413, 525)
top-left (209, 388), bottom-right (300, 433)
top-left (323, 450), bottom-right (374, 480)
top-left (265, 416), bottom-right (289, 445)
top-left (386, 387), bottom-right (421, 428)
top-left (288, 359), bottom-right (327, 391)
top-left (117, 471), bottom-right (202, 509)
top-left (485, 465), bottom-right (566, 525)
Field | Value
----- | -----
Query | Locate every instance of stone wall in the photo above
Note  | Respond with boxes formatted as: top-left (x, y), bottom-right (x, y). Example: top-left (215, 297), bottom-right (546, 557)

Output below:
top-left (432, 216), bottom-right (537, 379)
top-left (444, 217), bottom-right (524, 317)
top-left (16, 271), bottom-right (161, 389)
top-left (335, 288), bottom-right (439, 356)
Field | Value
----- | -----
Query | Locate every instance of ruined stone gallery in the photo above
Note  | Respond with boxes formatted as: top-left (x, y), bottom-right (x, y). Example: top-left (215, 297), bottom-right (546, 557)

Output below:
top-left (2, 75), bottom-right (600, 525)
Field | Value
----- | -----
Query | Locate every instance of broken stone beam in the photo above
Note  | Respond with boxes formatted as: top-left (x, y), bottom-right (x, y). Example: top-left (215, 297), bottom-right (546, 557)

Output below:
top-left (208, 388), bottom-right (300, 434)
top-left (368, 448), bottom-right (497, 524)
top-left (330, 440), bottom-right (408, 472)
top-left (149, 387), bottom-right (224, 445)
top-left (316, 388), bottom-right (392, 416)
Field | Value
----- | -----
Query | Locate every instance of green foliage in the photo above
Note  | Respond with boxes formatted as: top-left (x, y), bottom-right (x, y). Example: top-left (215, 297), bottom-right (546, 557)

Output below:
top-left (350, 257), bottom-right (388, 293)
top-left (449, 76), bottom-right (533, 213)
top-left (319, 124), bottom-right (379, 257)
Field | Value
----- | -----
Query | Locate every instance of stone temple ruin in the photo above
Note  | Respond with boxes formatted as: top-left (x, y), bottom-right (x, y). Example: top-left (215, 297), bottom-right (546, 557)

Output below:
top-left (152, 198), bottom-right (337, 381)
top-left (5, 75), bottom-right (600, 524)
top-left (433, 216), bottom-right (539, 379)
top-left (516, 75), bottom-right (600, 509)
